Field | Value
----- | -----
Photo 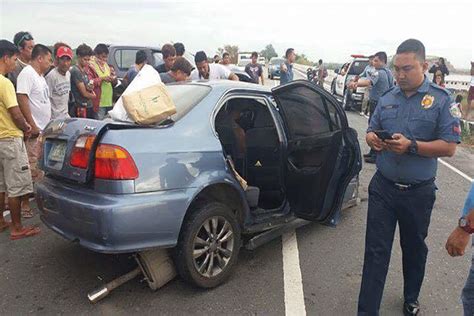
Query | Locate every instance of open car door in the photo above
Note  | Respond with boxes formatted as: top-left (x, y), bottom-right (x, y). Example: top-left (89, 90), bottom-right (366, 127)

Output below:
top-left (272, 80), bottom-right (361, 223)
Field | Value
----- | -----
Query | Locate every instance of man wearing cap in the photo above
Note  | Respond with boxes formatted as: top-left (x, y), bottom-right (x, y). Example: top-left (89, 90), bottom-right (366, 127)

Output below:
top-left (46, 44), bottom-right (72, 120)
top-left (8, 31), bottom-right (34, 88)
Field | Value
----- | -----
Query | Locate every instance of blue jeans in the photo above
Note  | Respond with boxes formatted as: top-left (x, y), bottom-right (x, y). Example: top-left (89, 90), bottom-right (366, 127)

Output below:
top-left (462, 245), bottom-right (474, 316)
top-left (358, 172), bottom-right (436, 315)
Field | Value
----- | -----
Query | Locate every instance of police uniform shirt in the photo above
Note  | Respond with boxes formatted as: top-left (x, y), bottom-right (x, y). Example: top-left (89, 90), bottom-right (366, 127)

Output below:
top-left (368, 76), bottom-right (461, 184)
top-left (368, 67), bottom-right (393, 102)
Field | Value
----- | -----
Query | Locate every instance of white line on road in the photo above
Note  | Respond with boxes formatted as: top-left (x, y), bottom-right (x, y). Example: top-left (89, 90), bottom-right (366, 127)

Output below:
top-left (282, 231), bottom-right (307, 316)
top-left (438, 158), bottom-right (473, 182)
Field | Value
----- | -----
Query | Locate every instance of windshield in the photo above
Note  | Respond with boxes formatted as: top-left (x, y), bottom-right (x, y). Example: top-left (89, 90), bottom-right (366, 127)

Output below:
top-left (164, 84), bottom-right (211, 123)
top-left (348, 60), bottom-right (369, 75)
top-left (270, 58), bottom-right (284, 65)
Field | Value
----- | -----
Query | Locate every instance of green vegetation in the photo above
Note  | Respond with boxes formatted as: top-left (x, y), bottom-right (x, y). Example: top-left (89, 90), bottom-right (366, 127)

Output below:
top-left (260, 44), bottom-right (278, 61)
top-left (217, 45), bottom-right (239, 64)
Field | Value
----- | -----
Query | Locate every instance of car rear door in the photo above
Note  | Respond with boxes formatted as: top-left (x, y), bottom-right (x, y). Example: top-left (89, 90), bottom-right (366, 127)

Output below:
top-left (272, 80), bottom-right (361, 223)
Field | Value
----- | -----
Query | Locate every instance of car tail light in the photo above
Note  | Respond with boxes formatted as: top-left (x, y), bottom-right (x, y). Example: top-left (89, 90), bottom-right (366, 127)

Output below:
top-left (94, 144), bottom-right (139, 180)
top-left (70, 135), bottom-right (96, 169)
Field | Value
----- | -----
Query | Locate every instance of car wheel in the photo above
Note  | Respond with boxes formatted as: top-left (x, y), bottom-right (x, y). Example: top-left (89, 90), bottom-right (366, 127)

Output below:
top-left (175, 202), bottom-right (241, 288)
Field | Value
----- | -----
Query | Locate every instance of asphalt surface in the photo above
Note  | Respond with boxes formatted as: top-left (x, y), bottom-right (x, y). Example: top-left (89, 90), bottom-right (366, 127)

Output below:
top-left (0, 70), bottom-right (473, 315)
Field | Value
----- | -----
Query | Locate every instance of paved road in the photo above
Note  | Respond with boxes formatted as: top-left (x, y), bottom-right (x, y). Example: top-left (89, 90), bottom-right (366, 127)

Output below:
top-left (0, 70), bottom-right (472, 315)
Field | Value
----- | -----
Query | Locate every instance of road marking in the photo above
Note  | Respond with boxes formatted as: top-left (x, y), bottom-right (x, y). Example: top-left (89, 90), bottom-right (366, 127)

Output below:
top-left (282, 231), bottom-right (306, 316)
top-left (360, 113), bottom-right (473, 182)
top-left (438, 158), bottom-right (473, 182)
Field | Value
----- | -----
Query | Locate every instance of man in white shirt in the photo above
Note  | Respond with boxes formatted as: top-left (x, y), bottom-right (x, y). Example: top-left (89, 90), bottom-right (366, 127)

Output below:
top-left (16, 44), bottom-right (52, 218)
top-left (46, 44), bottom-right (72, 120)
top-left (190, 51), bottom-right (239, 81)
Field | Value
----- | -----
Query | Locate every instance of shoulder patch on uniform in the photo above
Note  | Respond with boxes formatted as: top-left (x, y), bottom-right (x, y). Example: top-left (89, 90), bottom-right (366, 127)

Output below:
top-left (449, 103), bottom-right (462, 118)
top-left (421, 94), bottom-right (435, 109)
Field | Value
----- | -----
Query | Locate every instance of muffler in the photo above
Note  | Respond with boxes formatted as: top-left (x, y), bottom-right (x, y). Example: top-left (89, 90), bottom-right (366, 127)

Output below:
top-left (87, 249), bottom-right (177, 303)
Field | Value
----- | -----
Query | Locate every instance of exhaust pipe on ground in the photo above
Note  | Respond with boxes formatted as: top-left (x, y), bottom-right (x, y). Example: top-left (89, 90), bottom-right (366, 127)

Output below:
top-left (87, 249), bottom-right (177, 303)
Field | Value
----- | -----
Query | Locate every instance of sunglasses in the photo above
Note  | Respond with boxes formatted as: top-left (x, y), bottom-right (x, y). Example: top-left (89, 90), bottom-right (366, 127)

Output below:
top-left (16, 33), bottom-right (33, 48)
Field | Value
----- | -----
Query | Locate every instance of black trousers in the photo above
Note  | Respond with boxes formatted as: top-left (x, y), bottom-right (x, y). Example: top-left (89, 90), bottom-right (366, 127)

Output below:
top-left (358, 172), bottom-right (436, 315)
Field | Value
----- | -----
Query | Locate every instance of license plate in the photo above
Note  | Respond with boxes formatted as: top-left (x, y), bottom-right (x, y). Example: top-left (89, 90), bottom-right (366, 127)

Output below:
top-left (48, 142), bottom-right (67, 162)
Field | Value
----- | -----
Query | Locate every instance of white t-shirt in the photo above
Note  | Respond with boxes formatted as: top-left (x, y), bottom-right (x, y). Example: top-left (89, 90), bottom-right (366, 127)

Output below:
top-left (45, 68), bottom-right (71, 120)
top-left (16, 65), bottom-right (51, 130)
top-left (190, 63), bottom-right (231, 80)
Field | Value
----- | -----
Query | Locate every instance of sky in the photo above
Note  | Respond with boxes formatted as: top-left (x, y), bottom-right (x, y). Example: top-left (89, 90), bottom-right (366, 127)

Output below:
top-left (0, 0), bottom-right (473, 69)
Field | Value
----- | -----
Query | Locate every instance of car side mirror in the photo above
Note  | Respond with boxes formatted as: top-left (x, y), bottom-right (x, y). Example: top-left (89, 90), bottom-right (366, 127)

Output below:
top-left (334, 68), bottom-right (340, 74)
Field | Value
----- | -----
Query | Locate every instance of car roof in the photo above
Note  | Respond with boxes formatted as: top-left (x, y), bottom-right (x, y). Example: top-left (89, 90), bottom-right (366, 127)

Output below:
top-left (168, 80), bottom-right (271, 93)
top-left (108, 45), bottom-right (162, 51)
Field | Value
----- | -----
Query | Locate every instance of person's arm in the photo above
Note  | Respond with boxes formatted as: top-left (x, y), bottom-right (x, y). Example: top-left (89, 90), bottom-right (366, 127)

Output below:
top-left (76, 81), bottom-right (96, 99)
top-left (446, 183), bottom-right (474, 257)
top-left (385, 136), bottom-right (456, 157)
top-left (16, 94), bottom-right (39, 135)
top-left (428, 65), bottom-right (436, 74)
top-left (8, 106), bottom-right (31, 135)
top-left (365, 101), bottom-right (387, 152)
top-left (259, 65), bottom-right (264, 85)
top-left (228, 72), bottom-right (239, 81)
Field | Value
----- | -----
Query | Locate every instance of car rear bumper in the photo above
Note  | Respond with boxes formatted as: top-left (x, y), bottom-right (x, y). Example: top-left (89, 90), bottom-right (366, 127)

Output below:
top-left (37, 177), bottom-right (192, 254)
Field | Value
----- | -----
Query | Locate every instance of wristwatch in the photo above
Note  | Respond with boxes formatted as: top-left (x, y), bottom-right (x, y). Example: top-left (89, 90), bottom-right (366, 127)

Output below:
top-left (459, 217), bottom-right (474, 234)
top-left (407, 139), bottom-right (418, 155)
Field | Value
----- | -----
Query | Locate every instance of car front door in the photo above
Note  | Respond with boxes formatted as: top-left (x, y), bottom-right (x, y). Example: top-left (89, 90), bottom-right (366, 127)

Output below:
top-left (272, 80), bottom-right (361, 223)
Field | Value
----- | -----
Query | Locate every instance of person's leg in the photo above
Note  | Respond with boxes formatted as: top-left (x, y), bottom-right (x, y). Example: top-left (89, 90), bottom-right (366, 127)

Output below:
top-left (462, 244), bottom-right (474, 316)
top-left (358, 173), bottom-right (398, 315)
top-left (397, 183), bottom-right (436, 304)
top-left (0, 192), bottom-right (8, 230)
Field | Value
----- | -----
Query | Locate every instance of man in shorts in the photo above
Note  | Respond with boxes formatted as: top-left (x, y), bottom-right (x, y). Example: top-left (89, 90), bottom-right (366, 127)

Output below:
top-left (0, 39), bottom-right (40, 240)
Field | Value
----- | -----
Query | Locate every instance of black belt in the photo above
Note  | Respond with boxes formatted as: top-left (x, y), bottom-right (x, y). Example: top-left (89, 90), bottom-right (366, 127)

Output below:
top-left (377, 172), bottom-right (435, 191)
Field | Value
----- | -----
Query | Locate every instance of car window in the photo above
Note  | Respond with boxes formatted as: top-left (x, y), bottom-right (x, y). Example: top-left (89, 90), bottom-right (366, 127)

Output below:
top-left (114, 49), bottom-right (138, 71)
top-left (276, 86), bottom-right (340, 138)
top-left (348, 60), bottom-right (369, 75)
top-left (164, 85), bottom-right (212, 123)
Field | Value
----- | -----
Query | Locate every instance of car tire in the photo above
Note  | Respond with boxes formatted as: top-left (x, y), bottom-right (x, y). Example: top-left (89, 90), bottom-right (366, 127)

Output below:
top-left (174, 201), bottom-right (241, 288)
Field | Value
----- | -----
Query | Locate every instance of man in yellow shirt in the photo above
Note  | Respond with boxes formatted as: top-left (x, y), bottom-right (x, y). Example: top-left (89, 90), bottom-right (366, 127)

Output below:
top-left (0, 39), bottom-right (40, 240)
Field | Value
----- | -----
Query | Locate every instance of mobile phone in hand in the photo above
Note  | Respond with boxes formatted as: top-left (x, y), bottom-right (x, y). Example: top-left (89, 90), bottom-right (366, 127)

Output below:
top-left (374, 130), bottom-right (393, 141)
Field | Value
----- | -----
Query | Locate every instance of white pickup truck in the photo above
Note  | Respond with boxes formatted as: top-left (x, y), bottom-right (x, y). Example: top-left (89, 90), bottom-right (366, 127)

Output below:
top-left (330, 55), bottom-right (370, 111)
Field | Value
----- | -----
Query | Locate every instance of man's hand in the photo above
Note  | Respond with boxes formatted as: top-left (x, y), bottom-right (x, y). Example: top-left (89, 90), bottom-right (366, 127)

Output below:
top-left (366, 132), bottom-right (385, 152)
top-left (384, 133), bottom-right (411, 154)
top-left (348, 81), bottom-right (357, 90)
top-left (30, 125), bottom-right (40, 137)
top-left (23, 123), bottom-right (32, 138)
top-left (446, 227), bottom-right (470, 257)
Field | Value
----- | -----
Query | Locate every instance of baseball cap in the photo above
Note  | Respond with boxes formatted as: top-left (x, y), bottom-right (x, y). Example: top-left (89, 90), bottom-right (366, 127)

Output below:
top-left (56, 46), bottom-right (73, 59)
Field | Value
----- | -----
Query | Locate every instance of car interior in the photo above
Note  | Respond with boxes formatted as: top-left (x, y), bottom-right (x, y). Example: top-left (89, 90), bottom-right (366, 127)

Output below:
top-left (215, 97), bottom-right (285, 210)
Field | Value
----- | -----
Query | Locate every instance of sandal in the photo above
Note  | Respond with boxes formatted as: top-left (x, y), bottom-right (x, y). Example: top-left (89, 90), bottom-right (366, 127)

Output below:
top-left (21, 208), bottom-right (34, 219)
top-left (0, 221), bottom-right (11, 232)
top-left (10, 226), bottom-right (41, 240)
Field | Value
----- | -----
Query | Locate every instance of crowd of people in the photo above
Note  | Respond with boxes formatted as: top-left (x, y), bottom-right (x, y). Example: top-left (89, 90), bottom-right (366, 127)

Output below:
top-left (1, 31), bottom-right (474, 315)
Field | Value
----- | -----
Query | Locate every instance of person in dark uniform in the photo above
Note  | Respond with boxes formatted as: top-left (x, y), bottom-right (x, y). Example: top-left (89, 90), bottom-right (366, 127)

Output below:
top-left (358, 39), bottom-right (461, 315)
top-left (348, 51), bottom-right (394, 163)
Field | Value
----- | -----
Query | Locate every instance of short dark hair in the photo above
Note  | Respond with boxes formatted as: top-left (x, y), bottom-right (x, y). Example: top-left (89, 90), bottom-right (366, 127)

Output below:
top-left (173, 42), bottom-right (185, 56)
top-left (285, 48), bottom-right (294, 58)
top-left (135, 50), bottom-right (147, 64)
top-left (251, 52), bottom-right (258, 58)
top-left (94, 43), bottom-right (109, 56)
top-left (161, 44), bottom-right (176, 59)
top-left (223, 52), bottom-right (230, 58)
top-left (76, 44), bottom-right (94, 57)
top-left (455, 94), bottom-right (463, 103)
top-left (0, 40), bottom-right (19, 58)
top-left (396, 39), bottom-right (426, 62)
top-left (195, 51), bottom-right (207, 64)
top-left (318, 59), bottom-right (323, 64)
top-left (171, 57), bottom-right (194, 76)
top-left (53, 42), bottom-right (71, 58)
top-left (31, 44), bottom-right (52, 60)
top-left (439, 57), bottom-right (445, 65)
top-left (13, 31), bottom-right (33, 49)
top-left (374, 51), bottom-right (388, 64)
